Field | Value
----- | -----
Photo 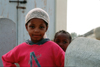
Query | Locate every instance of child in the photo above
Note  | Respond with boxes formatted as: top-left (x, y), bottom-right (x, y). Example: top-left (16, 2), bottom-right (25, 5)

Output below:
top-left (54, 30), bottom-right (72, 52)
top-left (2, 8), bottom-right (65, 67)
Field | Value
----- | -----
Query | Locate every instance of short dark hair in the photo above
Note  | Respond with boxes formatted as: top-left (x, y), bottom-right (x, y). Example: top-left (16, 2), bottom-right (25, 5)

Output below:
top-left (54, 30), bottom-right (72, 43)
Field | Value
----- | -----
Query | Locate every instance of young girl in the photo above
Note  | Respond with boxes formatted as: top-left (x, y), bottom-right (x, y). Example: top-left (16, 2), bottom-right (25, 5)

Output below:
top-left (54, 30), bottom-right (72, 52)
top-left (2, 8), bottom-right (65, 67)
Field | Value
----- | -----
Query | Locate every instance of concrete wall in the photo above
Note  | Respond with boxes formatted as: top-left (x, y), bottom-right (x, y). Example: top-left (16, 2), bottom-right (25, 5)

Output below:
top-left (0, 0), bottom-right (67, 43)
top-left (55, 0), bottom-right (67, 32)
top-left (94, 27), bottom-right (100, 40)
top-left (65, 37), bottom-right (100, 67)
top-left (0, 18), bottom-right (16, 66)
top-left (0, 0), bottom-right (56, 44)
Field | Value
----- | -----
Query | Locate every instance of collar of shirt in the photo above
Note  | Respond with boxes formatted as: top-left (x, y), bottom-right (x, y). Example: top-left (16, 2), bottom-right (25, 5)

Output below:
top-left (25, 38), bottom-right (50, 45)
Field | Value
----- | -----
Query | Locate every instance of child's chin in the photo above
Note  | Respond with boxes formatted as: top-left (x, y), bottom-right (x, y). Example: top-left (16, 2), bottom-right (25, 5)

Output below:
top-left (33, 38), bottom-right (41, 41)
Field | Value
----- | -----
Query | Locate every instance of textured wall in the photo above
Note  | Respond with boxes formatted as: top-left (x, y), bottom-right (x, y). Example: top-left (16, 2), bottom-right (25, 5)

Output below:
top-left (94, 27), bottom-right (100, 40)
top-left (0, 18), bottom-right (16, 66)
top-left (0, 0), bottom-right (55, 44)
top-left (56, 0), bottom-right (67, 32)
top-left (65, 37), bottom-right (100, 67)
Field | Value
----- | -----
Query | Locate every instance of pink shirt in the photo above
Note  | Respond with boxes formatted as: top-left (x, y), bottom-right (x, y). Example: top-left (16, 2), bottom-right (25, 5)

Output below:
top-left (2, 41), bottom-right (65, 67)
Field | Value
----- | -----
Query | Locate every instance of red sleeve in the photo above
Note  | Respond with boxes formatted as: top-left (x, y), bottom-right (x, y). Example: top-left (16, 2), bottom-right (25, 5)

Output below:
top-left (2, 45), bottom-right (19, 67)
top-left (52, 43), bottom-right (65, 67)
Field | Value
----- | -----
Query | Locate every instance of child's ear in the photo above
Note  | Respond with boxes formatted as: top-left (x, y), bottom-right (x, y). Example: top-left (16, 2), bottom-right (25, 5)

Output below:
top-left (46, 26), bottom-right (48, 32)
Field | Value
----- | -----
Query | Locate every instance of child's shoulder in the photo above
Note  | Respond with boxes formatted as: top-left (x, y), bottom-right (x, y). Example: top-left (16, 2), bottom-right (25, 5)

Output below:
top-left (14, 42), bottom-right (27, 49)
top-left (46, 40), bottom-right (64, 53)
top-left (46, 40), bottom-right (57, 44)
top-left (17, 42), bottom-right (27, 46)
top-left (46, 40), bottom-right (60, 47)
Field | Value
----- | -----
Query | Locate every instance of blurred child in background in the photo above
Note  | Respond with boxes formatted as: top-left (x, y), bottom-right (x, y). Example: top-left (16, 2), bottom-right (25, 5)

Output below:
top-left (54, 30), bottom-right (72, 52)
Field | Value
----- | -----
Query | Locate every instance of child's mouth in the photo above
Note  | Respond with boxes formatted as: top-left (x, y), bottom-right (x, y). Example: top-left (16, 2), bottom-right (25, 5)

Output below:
top-left (34, 35), bottom-right (40, 38)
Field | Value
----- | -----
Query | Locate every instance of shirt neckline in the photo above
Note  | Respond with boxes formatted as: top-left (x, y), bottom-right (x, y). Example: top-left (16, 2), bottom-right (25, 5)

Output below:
top-left (25, 38), bottom-right (50, 45)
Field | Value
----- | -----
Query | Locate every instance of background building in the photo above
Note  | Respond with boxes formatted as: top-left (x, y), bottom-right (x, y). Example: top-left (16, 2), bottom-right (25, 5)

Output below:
top-left (82, 27), bottom-right (100, 40)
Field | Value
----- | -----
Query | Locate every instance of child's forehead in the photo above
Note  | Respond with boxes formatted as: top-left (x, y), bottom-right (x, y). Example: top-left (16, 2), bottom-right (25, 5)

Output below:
top-left (28, 22), bottom-right (46, 26)
top-left (55, 35), bottom-right (69, 41)
top-left (56, 33), bottom-right (69, 38)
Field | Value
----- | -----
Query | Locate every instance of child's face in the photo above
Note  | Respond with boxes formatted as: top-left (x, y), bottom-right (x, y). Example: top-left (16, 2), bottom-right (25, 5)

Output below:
top-left (54, 33), bottom-right (70, 52)
top-left (25, 18), bottom-right (48, 43)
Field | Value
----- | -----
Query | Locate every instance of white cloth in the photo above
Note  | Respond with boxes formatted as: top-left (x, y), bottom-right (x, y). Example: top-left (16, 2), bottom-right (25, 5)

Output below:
top-left (25, 8), bottom-right (49, 24)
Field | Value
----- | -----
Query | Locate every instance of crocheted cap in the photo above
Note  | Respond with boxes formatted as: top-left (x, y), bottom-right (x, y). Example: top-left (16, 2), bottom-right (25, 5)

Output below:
top-left (25, 8), bottom-right (49, 25)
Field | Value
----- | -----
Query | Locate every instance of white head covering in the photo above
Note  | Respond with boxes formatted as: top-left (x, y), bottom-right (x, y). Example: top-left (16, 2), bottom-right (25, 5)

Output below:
top-left (25, 8), bottom-right (49, 25)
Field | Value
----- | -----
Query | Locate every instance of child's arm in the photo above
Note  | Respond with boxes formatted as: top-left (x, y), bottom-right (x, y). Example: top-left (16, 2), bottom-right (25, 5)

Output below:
top-left (2, 46), bottom-right (18, 67)
top-left (56, 49), bottom-right (65, 67)
top-left (2, 55), bottom-right (16, 67)
top-left (53, 44), bottom-right (65, 67)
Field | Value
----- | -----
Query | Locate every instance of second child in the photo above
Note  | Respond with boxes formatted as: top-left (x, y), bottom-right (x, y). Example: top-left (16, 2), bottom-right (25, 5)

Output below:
top-left (54, 30), bottom-right (72, 52)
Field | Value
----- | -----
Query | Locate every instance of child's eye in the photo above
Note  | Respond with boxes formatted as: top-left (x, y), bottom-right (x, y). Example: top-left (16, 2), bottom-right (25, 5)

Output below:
top-left (30, 26), bottom-right (35, 28)
top-left (40, 26), bottom-right (44, 29)
top-left (63, 41), bottom-right (67, 44)
top-left (55, 41), bottom-right (59, 43)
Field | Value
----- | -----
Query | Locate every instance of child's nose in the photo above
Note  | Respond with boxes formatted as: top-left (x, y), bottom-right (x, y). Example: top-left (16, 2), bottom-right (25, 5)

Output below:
top-left (59, 43), bottom-right (63, 46)
top-left (34, 28), bottom-right (39, 32)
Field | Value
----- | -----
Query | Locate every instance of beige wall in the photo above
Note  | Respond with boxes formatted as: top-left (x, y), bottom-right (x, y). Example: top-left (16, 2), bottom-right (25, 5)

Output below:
top-left (55, 0), bottom-right (67, 32)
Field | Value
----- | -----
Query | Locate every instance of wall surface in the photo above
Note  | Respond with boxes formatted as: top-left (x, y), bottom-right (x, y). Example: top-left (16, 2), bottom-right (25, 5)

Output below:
top-left (56, 0), bottom-right (67, 32)
top-left (65, 37), bottom-right (100, 67)
top-left (0, 0), bottom-right (56, 44)
top-left (0, 18), bottom-right (16, 66)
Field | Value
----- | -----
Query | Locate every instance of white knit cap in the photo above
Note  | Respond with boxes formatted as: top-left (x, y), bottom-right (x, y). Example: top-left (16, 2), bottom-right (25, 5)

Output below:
top-left (25, 8), bottom-right (49, 25)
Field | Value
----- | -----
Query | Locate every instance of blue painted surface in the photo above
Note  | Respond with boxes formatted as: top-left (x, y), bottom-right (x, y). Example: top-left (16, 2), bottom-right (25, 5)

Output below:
top-left (0, 0), bottom-right (55, 45)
